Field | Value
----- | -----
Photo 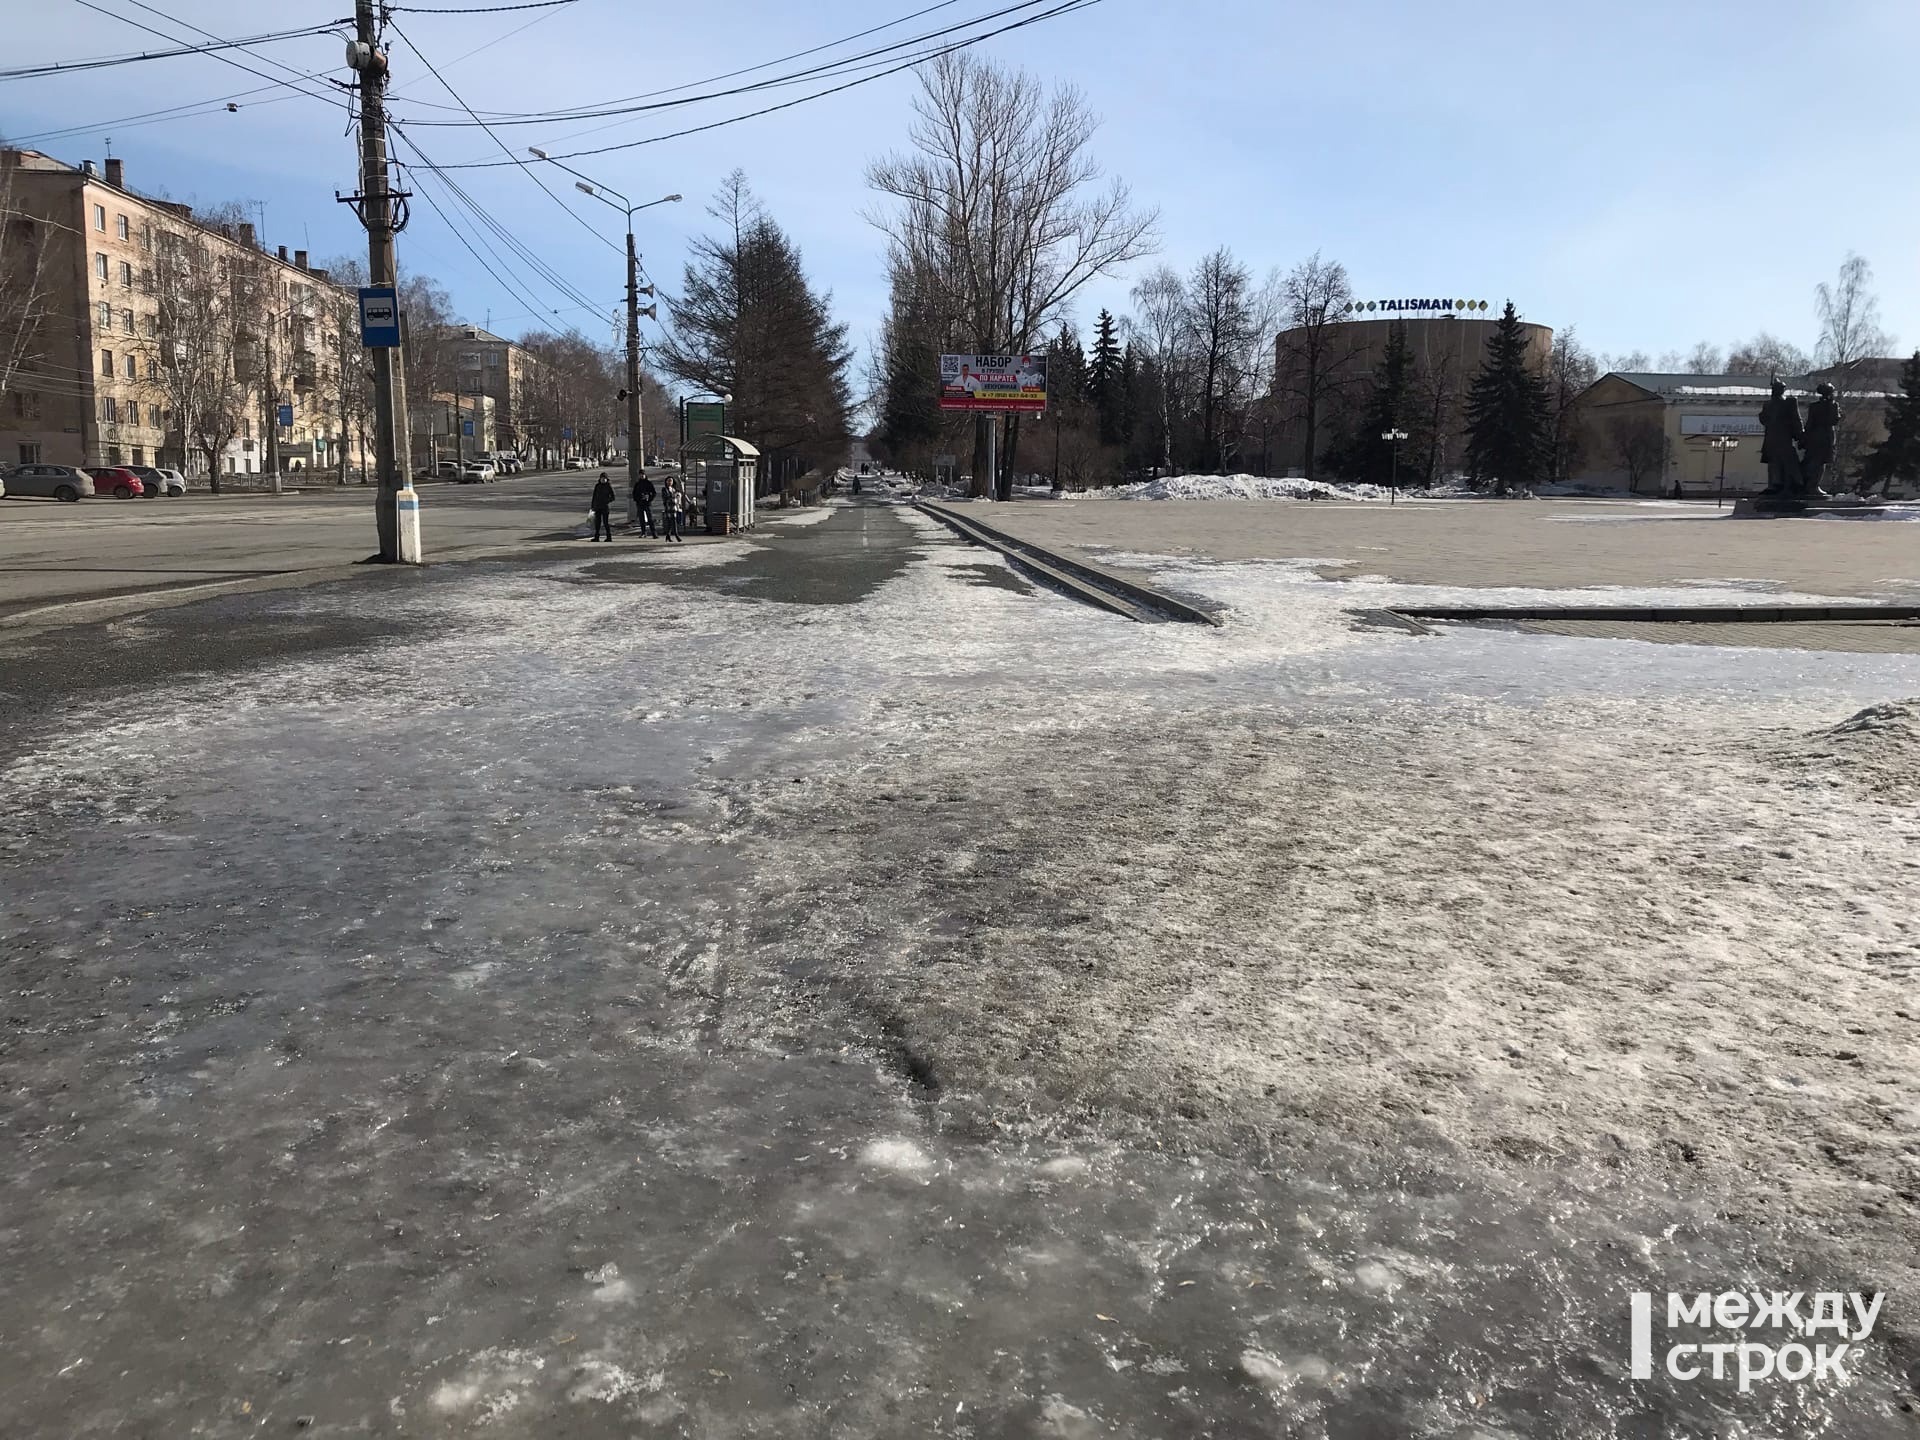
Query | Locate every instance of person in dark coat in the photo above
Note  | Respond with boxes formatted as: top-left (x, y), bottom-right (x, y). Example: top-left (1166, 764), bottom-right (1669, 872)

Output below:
top-left (631, 473), bottom-right (657, 536)
top-left (589, 473), bottom-right (615, 540)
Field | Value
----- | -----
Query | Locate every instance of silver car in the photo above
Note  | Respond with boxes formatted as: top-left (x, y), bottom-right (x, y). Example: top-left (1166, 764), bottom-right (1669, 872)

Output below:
top-left (2, 463), bottom-right (95, 502)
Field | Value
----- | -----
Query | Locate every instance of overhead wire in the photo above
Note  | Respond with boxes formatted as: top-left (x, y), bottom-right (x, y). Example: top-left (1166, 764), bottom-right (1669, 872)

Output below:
top-left (384, 17), bottom-right (622, 257)
top-left (430, 0), bottom-right (1104, 168)
top-left (396, 0), bottom-right (1057, 127)
top-left (0, 21), bottom-right (348, 81)
top-left (67, 0), bottom-right (356, 117)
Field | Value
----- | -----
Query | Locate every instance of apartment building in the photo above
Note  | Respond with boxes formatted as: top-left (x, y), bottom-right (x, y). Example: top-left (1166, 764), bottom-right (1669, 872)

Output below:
top-left (0, 148), bottom-right (369, 477)
top-left (450, 324), bottom-right (538, 455)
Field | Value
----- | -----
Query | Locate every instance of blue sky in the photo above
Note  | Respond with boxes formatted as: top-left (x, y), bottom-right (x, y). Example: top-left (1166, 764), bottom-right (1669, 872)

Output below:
top-left (6, 0), bottom-right (1916, 384)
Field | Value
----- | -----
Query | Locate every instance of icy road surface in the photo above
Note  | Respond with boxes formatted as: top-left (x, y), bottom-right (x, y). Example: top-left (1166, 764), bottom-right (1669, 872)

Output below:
top-left (3, 500), bottom-right (1918, 1437)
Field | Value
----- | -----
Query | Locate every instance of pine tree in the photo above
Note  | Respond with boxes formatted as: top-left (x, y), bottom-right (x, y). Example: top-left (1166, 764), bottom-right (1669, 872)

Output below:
top-left (1462, 301), bottom-right (1551, 494)
top-left (1325, 321), bottom-right (1414, 486)
top-left (1047, 323), bottom-right (1087, 410)
top-left (1861, 351), bottom-right (1920, 496)
top-left (1087, 309), bottom-right (1123, 444)
top-left (1117, 340), bottom-right (1139, 472)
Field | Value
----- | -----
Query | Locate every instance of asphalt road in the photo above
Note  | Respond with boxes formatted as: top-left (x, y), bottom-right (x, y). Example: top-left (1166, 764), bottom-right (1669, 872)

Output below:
top-left (0, 467), bottom-right (666, 618)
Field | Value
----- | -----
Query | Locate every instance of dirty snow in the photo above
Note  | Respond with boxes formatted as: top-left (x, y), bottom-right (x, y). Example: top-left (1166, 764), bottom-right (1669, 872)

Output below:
top-left (4, 500), bottom-right (1919, 1435)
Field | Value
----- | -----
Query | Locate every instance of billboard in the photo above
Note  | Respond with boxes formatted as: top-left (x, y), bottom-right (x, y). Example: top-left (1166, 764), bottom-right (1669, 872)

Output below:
top-left (682, 399), bottom-right (726, 445)
top-left (1680, 414), bottom-right (1763, 437)
top-left (939, 353), bottom-right (1048, 413)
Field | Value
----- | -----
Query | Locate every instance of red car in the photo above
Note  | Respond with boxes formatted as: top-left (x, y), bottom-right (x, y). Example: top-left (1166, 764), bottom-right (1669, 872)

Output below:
top-left (84, 466), bottom-right (145, 498)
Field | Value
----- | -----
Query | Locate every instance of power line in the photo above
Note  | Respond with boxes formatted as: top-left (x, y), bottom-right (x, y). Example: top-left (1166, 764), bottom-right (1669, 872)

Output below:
top-left (388, 0), bottom-right (576, 11)
top-left (398, 0), bottom-right (1054, 128)
top-left (0, 21), bottom-right (348, 81)
top-left (431, 0), bottom-right (1103, 169)
top-left (68, 0), bottom-right (355, 117)
top-left (384, 18), bottom-right (622, 258)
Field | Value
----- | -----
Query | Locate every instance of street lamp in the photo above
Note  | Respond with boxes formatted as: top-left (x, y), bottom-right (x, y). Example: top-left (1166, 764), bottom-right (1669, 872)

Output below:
top-left (1709, 434), bottom-right (1739, 507)
top-left (529, 147), bottom-right (679, 496)
top-left (1381, 427), bottom-right (1409, 504)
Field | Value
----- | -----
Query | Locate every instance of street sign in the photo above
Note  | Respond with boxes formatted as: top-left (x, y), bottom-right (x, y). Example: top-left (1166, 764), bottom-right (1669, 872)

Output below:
top-left (938, 353), bottom-right (1047, 413)
top-left (682, 400), bottom-right (725, 445)
top-left (358, 286), bottom-right (399, 348)
top-left (933, 453), bottom-right (957, 467)
top-left (277, 403), bottom-right (294, 427)
top-left (561, 426), bottom-right (575, 440)
top-left (461, 420), bottom-right (473, 437)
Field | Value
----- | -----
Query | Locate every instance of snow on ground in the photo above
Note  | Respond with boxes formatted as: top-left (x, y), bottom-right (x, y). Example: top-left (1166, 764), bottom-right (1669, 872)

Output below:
top-left (4, 504), bottom-right (1919, 1434)
top-left (1086, 473), bottom-right (1498, 502)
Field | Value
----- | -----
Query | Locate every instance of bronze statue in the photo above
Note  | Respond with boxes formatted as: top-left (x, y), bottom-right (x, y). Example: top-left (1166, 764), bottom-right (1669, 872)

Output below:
top-left (1758, 378), bottom-right (1804, 497)
top-left (1802, 381), bottom-right (1841, 497)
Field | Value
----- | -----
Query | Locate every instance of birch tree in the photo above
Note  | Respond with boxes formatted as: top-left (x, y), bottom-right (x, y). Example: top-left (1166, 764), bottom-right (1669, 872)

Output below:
top-left (1815, 253), bottom-right (1893, 372)
top-left (139, 220), bottom-right (250, 491)
top-left (867, 52), bottom-right (1156, 496)
top-left (1273, 252), bottom-right (1359, 478)
top-left (0, 148), bottom-right (54, 411)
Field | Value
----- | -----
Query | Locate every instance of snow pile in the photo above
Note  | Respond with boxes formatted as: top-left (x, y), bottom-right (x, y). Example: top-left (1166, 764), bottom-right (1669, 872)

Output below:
top-left (1813, 503), bottom-right (1920, 521)
top-left (1787, 698), bottom-right (1920, 798)
top-left (1090, 474), bottom-right (1392, 502)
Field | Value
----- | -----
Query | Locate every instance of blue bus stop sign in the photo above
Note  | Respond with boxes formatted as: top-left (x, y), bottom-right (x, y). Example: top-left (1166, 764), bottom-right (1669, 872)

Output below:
top-left (461, 420), bottom-right (473, 437)
top-left (277, 403), bottom-right (294, 428)
top-left (358, 286), bottom-right (400, 348)
top-left (561, 426), bottom-right (574, 440)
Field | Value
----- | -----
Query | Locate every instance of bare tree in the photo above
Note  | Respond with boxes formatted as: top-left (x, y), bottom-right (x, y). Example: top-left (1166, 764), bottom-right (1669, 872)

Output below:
top-left (1726, 331), bottom-right (1810, 376)
top-left (867, 52), bottom-right (1156, 497)
top-left (1601, 349), bottom-right (1652, 373)
top-left (1181, 248), bottom-right (1267, 473)
top-left (139, 214), bottom-right (252, 491)
top-left (1684, 341), bottom-right (1724, 374)
top-left (0, 147), bottom-right (54, 410)
top-left (1273, 252), bottom-right (1358, 478)
top-left (1604, 414), bottom-right (1669, 495)
top-left (1126, 264), bottom-right (1185, 476)
top-left (1547, 328), bottom-right (1600, 482)
top-left (320, 255), bottom-right (375, 482)
top-left (1815, 252), bottom-right (1893, 371)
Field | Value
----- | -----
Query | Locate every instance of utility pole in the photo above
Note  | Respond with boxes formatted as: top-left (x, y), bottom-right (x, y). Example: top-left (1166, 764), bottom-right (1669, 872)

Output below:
top-left (346, 0), bottom-right (417, 561)
top-left (626, 231), bottom-right (643, 497)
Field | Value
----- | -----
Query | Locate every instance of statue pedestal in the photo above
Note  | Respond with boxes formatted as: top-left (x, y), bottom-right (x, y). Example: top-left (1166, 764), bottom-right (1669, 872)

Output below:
top-left (1732, 496), bottom-right (1890, 519)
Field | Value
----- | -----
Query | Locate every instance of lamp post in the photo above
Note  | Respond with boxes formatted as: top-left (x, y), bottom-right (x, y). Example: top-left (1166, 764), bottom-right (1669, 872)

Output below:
top-left (1710, 434), bottom-right (1739, 508)
top-left (1381, 427), bottom-right (1409, 505)
top-left (529, 149), bottom-right (678, 500)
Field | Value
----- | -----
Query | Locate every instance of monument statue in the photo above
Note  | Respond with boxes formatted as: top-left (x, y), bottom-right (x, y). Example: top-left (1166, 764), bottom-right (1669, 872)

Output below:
top-left (1758, 378), bottom-right (1805, 498)
top-left (1802, 381), bottom-right (1842, 498)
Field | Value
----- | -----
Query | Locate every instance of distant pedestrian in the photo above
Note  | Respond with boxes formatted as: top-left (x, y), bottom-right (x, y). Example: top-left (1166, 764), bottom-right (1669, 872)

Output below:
top-left (662, 477), bottom-right (685, 543)
top-left (631, 473), bottom-right (657, 536)
top-left (589, 473), bottom-right (615, 540)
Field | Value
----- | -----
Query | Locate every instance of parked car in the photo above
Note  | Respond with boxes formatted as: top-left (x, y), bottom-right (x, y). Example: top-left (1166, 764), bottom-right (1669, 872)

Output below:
top-left (455, 460), bottom-right (493, 484)
top-left (85, 466), bottom-right (146, 498)
top-left (128, 465), bottom-right (188, 497)
top-left (564, 456), bottom-right (587, 470)
top-left (2, 464), bottom-right (96, 501)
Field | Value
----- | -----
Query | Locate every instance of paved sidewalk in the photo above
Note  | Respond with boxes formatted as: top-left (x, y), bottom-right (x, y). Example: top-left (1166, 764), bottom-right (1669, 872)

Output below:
top-left (963, 498), bottom-right (1920, 600)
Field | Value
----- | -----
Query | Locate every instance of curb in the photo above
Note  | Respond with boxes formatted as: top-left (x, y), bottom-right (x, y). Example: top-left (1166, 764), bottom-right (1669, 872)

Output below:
top-left (1380, 603), bottom-right (1920, 623)
top-left (916, 502), bottom-right (1223, 626)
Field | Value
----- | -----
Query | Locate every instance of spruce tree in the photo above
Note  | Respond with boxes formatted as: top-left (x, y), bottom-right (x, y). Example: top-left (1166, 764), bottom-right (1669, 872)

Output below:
top-left (1047, 323), bottom-right (1087, 410)
top-left (1117, 340), bottom-right (1139, 472)
top-left (1325, 321), bottom-right (1414, 487)
top-left (1861, 351), bottom-right (1920, 496)
top-left (1087, 309), bottom-right (1123, 444)
top-left (1462, 301), bottom-right (1552, 494)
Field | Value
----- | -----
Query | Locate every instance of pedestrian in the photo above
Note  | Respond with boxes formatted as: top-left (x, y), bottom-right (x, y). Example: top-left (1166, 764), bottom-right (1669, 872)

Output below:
top-left (632, 472), bottom-right (657, 537)
top-left (662, 476), bottom-right (685, 543)
top-left (589, 472), bottom-right (615, 541)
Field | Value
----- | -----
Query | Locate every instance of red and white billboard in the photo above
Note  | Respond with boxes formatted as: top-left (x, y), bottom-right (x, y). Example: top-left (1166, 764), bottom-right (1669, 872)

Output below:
top-left (938, 353), bottom-right (1048, 413)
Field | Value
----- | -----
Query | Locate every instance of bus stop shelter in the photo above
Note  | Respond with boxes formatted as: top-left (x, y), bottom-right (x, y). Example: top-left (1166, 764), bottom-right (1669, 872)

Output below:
top-left (680, 435), bottom-right (759, 533)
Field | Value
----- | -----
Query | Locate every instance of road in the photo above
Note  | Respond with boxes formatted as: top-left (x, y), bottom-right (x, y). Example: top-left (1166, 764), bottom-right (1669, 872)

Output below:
top-left (0, 467), bottom-right (666, 619)
top-left (3, 495), bottom-right (1919, 1436)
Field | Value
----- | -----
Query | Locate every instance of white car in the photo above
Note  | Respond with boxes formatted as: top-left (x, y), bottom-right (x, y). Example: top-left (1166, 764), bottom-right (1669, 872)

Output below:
top-left (460, 460), bottom-right (496, 482)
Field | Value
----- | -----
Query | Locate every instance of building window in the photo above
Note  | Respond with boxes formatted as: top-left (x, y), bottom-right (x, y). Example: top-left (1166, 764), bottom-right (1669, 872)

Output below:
top-left (488, 350), bottom-right (501, 368)
top-left (116, 214), bottom-right (129, 241)
top-left (101, 348), bottom-right (114, 376)
top-left (141, 223), bottom-right (152, 251)
top-left (18, 443), bottom-right (42, 466)
top-left (124, 354), bottom-right (137, 379)
top-left (127, 401), bottom-right (140, 426)
top-left (95, 252), bottom-right (108, 281)
top-left (147, 358), bottom-right (159, 380)
top-left (103, 396), bottom-right (117, 423)
top-left (108, 445), bottom-right (123, 465)
top-left (143, 314), bottom-right (157, 338)
top-left (122, 308), bottom-right (135, 334)
top-left (99, 301), bottom-right (112, 328)
top-left (119, 260), bottom-right (133, 288)
top-left (12, 391), bottom-right (41, 420)
top-left (92, 203), bottom-right (106, 232)
top-left (131, 446), bottom-right (145, 465)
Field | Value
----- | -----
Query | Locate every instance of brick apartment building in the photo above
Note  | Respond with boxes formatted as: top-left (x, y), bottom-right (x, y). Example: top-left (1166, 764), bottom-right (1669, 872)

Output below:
top-left (1, 148), bottom-right (370, 478)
